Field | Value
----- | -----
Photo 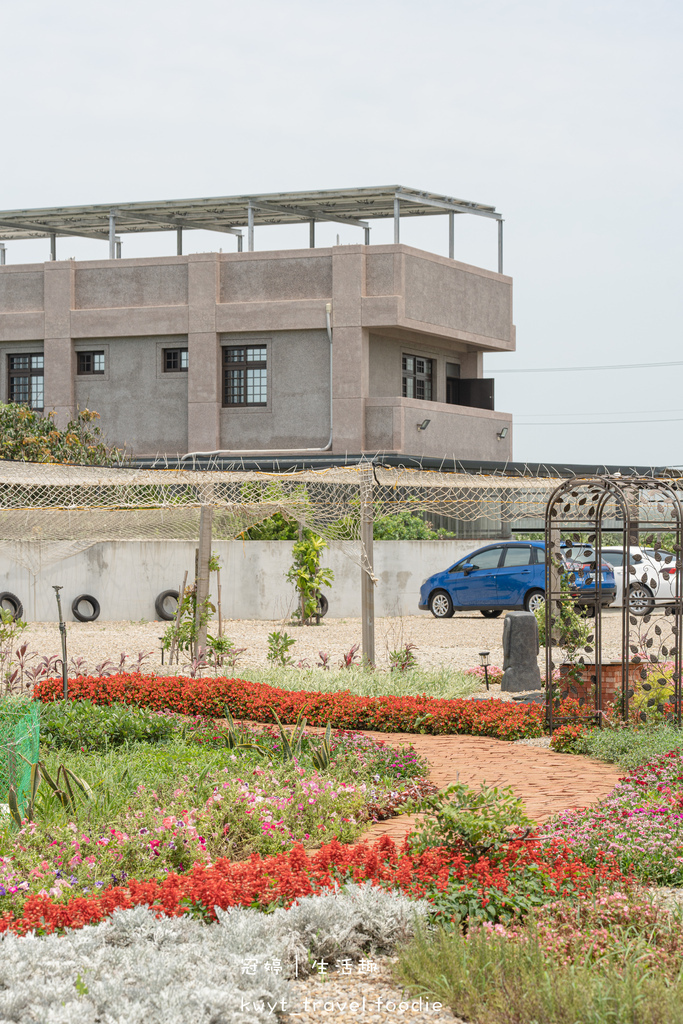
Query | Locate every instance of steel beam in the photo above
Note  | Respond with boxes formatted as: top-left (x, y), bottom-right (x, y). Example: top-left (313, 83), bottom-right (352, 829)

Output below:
top-left (394, 189), bottom-right (502, 220)
top-left (448, 212), bottom-right (454, 259)
top-left (177, 227), bottom-right (182, 256)
top-left (118, 209), bottom-right (242, 237)
top-left (0, 218), bottom-right (109, 242)
top-left (50, 234), bottom-right (56, 261)
top-left (364, 225), bottom-right (370, 245)
top-left (249, 198), bottom-right (369, 231)
top-left (309, 220), bottom-right (315, 248)
top-left (109, 211), bottom-right (116, 260)
top-left (247, 204), bottom-right (255, 251)
top-left (393, 197), bottom-right (400, 243)
top-left (498, 219), bottom-right (504, 274)
top-left (0, 243), bottom-right (5, 265)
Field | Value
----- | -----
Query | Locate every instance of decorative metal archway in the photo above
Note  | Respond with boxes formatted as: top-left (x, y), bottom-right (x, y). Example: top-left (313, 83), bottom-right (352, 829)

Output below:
top-left (545, 476), bottom-right (683, 731)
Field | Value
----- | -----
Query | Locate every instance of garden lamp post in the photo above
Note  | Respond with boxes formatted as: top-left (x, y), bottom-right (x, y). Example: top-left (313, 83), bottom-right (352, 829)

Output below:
top-left (53, 585), bottom-right (69, 700)
top-left (479, 650), bottom-right (491, 690)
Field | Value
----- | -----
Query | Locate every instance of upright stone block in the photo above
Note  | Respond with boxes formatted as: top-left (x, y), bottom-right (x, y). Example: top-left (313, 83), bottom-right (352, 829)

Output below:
top-left (501, 611), bottom-right (542, 692)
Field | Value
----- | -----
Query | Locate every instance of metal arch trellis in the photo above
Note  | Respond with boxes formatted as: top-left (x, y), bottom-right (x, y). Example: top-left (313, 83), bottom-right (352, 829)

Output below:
top-left (545, 476), bottom-right (683, 733)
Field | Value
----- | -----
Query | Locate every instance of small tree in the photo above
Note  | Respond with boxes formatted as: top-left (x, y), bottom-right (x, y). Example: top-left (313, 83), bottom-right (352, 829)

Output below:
top-left (286, 530), bottom-right (334, 624)
top-left (0, 404), bottom-right (120, 465)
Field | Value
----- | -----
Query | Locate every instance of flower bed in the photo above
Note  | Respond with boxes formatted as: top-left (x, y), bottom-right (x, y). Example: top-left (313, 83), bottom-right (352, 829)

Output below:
top-left (35, 673), bottom-right (545, 740)
top-left (540, 749), bottom-right (683, 884)
top-left (0, 833), bottom-right (625, 936)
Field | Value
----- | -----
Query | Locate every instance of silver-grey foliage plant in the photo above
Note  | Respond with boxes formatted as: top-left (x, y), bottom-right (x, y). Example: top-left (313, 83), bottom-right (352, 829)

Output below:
top-left (0, 884), bottom-right (429, 1023)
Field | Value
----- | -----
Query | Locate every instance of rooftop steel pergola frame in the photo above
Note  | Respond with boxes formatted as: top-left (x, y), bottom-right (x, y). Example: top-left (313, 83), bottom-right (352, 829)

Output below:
top-left (0, 185), bottom-right (504, 271)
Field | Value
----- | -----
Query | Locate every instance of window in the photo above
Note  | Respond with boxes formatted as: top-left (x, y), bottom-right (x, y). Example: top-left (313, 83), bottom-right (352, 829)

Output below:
top-left (223, 345), bottom-right (267, 407)
top-left (502, 546), bottom-right (534, 567)
top-left (77, 351), bottom-right (105, 375)
top-left (451, 547), bottom-right (504, 573)
top-left (164, 348), bottom-right (188, 372)
top-left (402, 354), bottom-right (433, 401)
top-left (8, 354), bottom-right (44, 410)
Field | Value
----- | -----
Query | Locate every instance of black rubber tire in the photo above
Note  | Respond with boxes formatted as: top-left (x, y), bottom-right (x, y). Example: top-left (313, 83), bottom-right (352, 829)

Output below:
top-left (316, 593), bottom-right (329, 618)
top-left (0, 592), bottom-right (23, 621)
top-left (155, 590), bottom-right (180, 621)
top-left (481, 609), bottom-right (503, 619)
top-left (72, 594), bottom-right (100, 622)
top-left (524, 589), bottom-right (545, 613)
top-left (429, 589), bottom-right (455, 618)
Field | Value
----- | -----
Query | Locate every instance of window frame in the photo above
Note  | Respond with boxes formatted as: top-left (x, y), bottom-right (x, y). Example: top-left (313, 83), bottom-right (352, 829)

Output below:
top-left (7, 353), bottom-right (44, 410)
top-left (402, 353), bottom-right (434, 402)
top-left (222, 344), bottom-right (268, 408)
top-left (163, 347), bottom-right (189, 373)
top-left (77, 350), bottom-right (105, 376)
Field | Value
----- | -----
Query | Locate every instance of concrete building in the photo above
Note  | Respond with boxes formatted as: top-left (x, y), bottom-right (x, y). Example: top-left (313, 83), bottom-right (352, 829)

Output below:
top-left (0, 186), bottom-right (515, 460)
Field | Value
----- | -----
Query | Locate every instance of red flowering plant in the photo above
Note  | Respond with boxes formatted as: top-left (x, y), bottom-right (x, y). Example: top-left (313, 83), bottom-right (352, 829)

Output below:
top-left (0, 833), bottom-right (627, 937)
top-left (34, 672), bottom-right (546, 740)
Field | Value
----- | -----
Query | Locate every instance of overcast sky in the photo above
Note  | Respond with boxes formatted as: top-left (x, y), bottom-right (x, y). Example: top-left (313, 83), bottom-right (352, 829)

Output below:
top-left (3, 0), bottom-right (682, 467)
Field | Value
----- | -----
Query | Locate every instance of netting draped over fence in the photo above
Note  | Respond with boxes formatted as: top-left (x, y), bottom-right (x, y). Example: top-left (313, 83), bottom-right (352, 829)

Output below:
top-left (0, 701), bottom-right (40, 816)
top-left (1, 459), bottom-right (680, 575)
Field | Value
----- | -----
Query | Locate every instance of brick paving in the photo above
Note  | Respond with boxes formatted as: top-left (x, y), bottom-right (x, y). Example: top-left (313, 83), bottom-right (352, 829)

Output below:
top-left (357, 731), bottom-right (622, 845)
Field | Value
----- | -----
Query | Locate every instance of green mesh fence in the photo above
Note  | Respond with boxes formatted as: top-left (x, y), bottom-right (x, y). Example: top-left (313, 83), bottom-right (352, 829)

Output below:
top-left (0, 701), bottom-right (40, 818)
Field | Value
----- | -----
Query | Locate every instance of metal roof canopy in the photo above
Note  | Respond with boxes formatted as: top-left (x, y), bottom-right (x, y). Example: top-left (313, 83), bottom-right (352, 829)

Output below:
top-left (0, 185), bottom-right (504, 272)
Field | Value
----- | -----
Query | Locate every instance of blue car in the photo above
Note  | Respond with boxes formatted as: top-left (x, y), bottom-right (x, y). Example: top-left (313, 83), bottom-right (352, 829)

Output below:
top-left (418, 540), bottom-right (617, 619)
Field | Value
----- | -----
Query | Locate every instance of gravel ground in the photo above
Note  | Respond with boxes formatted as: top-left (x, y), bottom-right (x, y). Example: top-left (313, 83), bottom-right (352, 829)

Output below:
top-left (17, 609), bottom-right (626, 679)
top-left (283, 957), bottom-right (463, 1023)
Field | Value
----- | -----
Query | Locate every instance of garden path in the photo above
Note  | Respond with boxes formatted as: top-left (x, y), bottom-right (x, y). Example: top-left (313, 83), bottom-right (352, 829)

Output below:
top-left (355, 732), bottom-right (622, 844)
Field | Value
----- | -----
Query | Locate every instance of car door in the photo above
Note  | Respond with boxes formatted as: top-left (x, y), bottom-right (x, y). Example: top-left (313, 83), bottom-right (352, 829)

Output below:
top-left (447, 546), bottom-right (505, 608)
top-left (495, 545), bottom-right (538, 607)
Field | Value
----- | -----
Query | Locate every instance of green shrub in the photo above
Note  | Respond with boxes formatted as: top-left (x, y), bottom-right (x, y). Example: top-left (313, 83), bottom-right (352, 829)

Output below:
top-left (408, 781), bottom-right (532, 858)
top-left (40, 700), bottom-right (177, 752)
top-left (572, 722), bottom-right (683, 769)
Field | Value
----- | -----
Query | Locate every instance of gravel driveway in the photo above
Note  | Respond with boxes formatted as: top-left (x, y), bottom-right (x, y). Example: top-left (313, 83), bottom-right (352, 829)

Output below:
top-left (19, 609), bottom-right (626, 676)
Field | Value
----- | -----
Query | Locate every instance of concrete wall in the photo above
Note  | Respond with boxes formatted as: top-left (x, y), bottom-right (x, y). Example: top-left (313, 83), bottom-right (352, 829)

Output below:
top-left (219, 329), bottom-right (330, 449)
top-left (73, 336), bottom-right (188, 454)
top-left (0, 539), bottom-right (488, 622)
top-left (0, 245), bottom-right (515, 459)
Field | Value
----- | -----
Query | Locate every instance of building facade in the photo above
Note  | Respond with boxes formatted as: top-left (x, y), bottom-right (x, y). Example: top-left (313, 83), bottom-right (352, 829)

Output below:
top-left (0, 242), bottom-right (514, 459)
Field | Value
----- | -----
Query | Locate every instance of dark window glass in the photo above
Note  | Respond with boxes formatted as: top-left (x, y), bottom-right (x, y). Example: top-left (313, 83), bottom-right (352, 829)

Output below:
top-left (503, 546), bottom-right (534, 567)
top-left (452, 547), bottom-right (504, 572)
top-left (402, 353), bottom-right (433, 401)
top-left (8, 353), bottom-right (43, 409)
top-left (164, 348), bottom-right (189, 372)
top-left (601, 551), bottom-right (624, 567)
top-left (77, 351), bottom-right (105, 375)
top-left (223, 345), bottom-right (267, 406)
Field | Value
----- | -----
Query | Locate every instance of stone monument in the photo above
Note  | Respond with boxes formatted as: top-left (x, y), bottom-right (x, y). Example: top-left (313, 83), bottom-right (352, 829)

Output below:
top-left (501, 611), bottom-right (542, 693)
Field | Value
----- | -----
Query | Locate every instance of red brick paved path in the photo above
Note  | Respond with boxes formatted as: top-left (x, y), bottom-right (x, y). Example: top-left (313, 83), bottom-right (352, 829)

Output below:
top-left (355, 731), bottom-right (622, 845)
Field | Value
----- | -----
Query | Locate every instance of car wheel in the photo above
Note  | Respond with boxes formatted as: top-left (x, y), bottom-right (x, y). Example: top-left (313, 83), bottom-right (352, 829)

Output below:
top-left (481, 609), bottom-right (502, 619)
top-left (429, 590), bottom-right (454, 618)
top-left (524, 589), bottom-right (545, 614)
top-left (628, 584), bottom-right (654, 616)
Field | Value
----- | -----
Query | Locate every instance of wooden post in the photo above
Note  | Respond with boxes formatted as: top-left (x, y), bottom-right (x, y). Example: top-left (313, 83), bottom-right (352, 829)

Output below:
top-left (195, 505), bottom-right (213, 660)
top-left (360, 467), bottom-right (375, 666)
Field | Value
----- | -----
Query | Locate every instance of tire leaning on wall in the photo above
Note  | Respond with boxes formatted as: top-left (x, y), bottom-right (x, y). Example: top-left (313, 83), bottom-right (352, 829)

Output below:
top-left (0, 592), bottom-right (23, 621)
top-left (155, 590), bottom-right (180, 621)
top-left (72, 595), bottom-right (101, 622)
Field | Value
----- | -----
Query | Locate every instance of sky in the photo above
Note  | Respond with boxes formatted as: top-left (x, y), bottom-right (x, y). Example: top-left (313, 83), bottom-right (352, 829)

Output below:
top-left (2, 0), bottom-right (682, 468)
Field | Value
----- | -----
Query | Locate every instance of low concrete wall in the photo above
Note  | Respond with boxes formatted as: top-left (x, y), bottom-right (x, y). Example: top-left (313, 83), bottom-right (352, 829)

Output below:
top-left (0, 539), bottom-right (489, 622)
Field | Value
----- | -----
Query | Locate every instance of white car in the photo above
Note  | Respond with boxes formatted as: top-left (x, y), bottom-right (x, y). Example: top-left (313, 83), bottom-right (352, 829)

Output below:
top-left (600, 546), bottom-right (676, 615)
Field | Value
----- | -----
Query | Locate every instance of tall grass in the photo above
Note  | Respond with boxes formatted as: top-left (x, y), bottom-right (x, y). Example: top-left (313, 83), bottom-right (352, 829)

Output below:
top-left (224, 664), bottom-right (480, 699)
top-left (576, 724), bottom-right (683, 769)
top-left (394, 924), bottom-right (683, 1024)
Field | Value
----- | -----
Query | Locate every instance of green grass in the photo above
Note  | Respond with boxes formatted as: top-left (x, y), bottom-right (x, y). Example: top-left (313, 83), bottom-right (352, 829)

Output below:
top-left (221, 664), bottom-right (481, 699)
top-left (574, 724), bottom-right (683, 769)
top-left (394, 923), bottom-right (683, 1024)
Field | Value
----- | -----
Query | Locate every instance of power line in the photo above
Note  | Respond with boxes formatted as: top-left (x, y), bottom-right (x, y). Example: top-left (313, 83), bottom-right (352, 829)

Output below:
top-left (516, 416), bottom-right (683, 426)
top-left (490, 359), bottom-right (683, 374)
